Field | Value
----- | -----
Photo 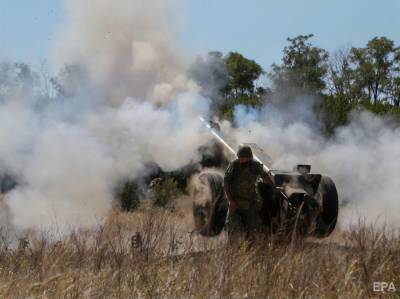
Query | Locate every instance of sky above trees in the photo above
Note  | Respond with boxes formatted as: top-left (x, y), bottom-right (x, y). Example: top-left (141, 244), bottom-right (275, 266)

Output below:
top-left (1, 0), bottom-right (399, 70)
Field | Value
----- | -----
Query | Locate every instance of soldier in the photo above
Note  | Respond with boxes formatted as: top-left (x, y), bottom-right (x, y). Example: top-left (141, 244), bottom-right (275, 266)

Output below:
top-left (224, 145), bottom-right (275, 244)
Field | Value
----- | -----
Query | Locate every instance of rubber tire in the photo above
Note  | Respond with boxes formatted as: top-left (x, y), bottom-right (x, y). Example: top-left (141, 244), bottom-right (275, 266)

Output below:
top-left (314, 176), bottom-right (339, 237)
top-left (192, 171), bottom-right (227, 236)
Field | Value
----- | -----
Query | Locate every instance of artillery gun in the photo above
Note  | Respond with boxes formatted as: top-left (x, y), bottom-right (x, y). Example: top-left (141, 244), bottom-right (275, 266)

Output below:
top-left (192, 118), bottom-right (339, 239)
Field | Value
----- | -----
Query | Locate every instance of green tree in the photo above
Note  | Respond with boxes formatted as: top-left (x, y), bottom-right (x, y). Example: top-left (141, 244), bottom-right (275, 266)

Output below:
top-left (318, 94), bottom-right (357, 135)
top-left (350, 37), bottom-right (397, 104)
top-left (189, 51), bottom-right (265, 120)
top-left (269, 34), bottom-right (329, 96)
top-left (327, 48), bottom-right (357, 99)
top-left (388, 77), bottom-right (400, 106)
top-left (225, 52), bottom-right (264, 98)
top-left (388, 50), bottom-right (400, 106)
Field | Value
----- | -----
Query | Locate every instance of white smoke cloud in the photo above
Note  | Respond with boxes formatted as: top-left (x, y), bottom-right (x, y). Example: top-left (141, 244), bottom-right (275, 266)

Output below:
top-left (226, 104), bottom-right (400, 228)
top-left (1, 91), bottom-right (210, 230)
top-left (1, 0), bottom-right (399, 234)
top-left (0, 0), bottom-right (211, 231)
top-left (53, 0), bottom-right (198, 104)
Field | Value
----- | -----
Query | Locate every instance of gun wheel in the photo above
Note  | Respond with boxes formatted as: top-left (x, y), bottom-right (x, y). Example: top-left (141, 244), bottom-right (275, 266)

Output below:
top-left (313, 176), bottom-right (339, 237)
top-left (191, 171), bottom-right (227, 236)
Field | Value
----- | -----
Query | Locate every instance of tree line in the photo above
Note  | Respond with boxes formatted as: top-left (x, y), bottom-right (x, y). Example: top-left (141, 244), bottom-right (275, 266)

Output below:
top-left (1, 34), bottom-right (399, 135)
top-left (191, 34), bottom-right (400, 134)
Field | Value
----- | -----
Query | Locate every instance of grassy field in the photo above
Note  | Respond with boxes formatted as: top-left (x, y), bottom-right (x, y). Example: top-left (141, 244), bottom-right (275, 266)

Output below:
top-left (0, 205), bottom-right (399, 298)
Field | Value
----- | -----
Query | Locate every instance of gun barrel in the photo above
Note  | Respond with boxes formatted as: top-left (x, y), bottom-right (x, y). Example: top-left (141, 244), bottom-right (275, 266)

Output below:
top-left (199, 117), bottom-right (236, 156)
top-left (199, 117), bottom-right (273, 175)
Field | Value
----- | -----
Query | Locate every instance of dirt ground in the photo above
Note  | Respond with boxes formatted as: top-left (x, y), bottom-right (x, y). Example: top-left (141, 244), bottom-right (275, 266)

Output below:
top-left (0, 195), bottom-right (399, 298)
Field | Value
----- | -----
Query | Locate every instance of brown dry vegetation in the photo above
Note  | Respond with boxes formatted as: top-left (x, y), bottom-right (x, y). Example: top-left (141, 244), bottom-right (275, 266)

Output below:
top-left (0, 206), bottom-right (399, 298)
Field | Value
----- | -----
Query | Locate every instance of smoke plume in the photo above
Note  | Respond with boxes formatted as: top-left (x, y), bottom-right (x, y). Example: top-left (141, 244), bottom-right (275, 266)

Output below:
top-left (224, 104), bottom-right (400, 228)
top-left (0, 0), bottom-right (210, 231)
top-left (0, 0), bottom-right (399, 233)
top-left (53, 0), bottom-right (198, 104)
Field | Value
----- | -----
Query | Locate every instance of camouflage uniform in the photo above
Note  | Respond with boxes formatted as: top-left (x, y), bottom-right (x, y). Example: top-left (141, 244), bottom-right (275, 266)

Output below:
top-left (224, 158), bottom-right (268, 240)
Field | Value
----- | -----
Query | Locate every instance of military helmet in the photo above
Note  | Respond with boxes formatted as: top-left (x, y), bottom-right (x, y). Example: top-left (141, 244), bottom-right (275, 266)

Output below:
top-left (237, 145), bottom-right (253, 159)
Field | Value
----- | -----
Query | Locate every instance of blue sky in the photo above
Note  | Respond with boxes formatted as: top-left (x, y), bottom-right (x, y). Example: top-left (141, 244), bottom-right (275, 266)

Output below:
top-left (0, 0), bottom-right (63, 65)
top-left (1, 0), bottom-right (399, 71)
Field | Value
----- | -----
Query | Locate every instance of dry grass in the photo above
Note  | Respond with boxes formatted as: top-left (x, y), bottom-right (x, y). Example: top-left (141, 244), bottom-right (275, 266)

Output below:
top-left (0, 206), bottom-right (399, 298)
